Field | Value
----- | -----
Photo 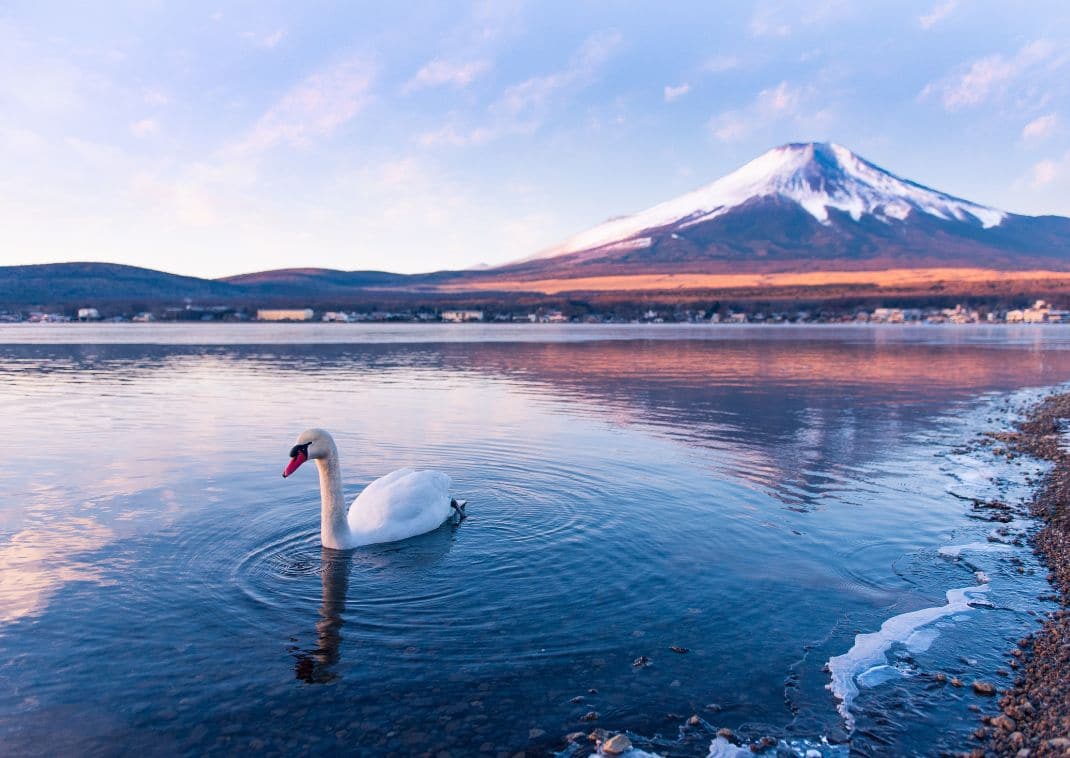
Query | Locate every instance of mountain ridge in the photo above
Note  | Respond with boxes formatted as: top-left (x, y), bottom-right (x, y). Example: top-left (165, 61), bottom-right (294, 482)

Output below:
top-left (476, 142), bottom-right (1070, 282)
top-left (524, 142), bottom-right (1008, 264)
top-left (3, 142), bottom-right (1070, 305)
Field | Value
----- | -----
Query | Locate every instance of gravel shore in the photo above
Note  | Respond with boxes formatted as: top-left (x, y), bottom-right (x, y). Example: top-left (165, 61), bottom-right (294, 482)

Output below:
top-left (980, 393), bottom-right (1070, 757)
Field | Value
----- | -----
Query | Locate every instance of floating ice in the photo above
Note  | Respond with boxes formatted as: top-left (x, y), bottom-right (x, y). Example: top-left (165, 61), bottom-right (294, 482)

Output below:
top-left (856, 664), bottom-right (902, 688)
top-left (707, 736), bottom-right (846, 757)
top-left (707, 737), bottom-right (753, 758)
top-left (826, 584), bottom-right (990, 730)
top-left (937, 542), bottom-right (1014, 558)
top-left (904, 627), bottom-right (939, 653)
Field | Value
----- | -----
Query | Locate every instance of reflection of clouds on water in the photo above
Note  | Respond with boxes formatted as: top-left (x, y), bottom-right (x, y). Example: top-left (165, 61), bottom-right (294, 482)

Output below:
top-left (0, 507), bottom-right (114, 624)
top-left (0, 478), bottom-right (184, 626)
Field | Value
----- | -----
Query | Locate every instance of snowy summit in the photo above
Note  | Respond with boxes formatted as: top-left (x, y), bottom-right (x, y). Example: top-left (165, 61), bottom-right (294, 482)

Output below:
top-left (534, 142), bottom-right (1006, 261)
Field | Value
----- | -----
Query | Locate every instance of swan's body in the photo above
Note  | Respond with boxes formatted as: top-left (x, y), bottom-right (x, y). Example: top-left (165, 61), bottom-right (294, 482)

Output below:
top-left (282, 428), bottom-right (461, 549)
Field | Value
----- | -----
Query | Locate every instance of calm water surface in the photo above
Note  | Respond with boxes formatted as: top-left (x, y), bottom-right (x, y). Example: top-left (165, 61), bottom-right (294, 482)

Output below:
top-left (1, 324), bottom-right (1068, 756)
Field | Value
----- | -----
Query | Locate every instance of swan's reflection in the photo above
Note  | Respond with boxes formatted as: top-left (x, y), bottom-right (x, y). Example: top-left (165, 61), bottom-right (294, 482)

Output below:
top-left (292, 520), bottom-right (460, 683)
top-left (293, 547), bottom-right (351, 683)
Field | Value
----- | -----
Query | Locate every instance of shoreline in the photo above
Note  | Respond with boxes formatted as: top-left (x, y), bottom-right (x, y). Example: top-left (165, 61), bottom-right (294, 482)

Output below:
top-left (5, 320), bottom-right (1070, 326)
top-left (980, 393), bottom-right (1070, 756)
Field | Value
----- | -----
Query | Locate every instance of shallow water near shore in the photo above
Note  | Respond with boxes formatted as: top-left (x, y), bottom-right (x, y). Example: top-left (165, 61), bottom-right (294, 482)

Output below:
top-left (1, 324), bottom-right (1069, 756)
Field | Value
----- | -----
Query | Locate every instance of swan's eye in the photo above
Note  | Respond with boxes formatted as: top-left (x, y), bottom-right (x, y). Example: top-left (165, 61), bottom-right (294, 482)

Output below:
top-left (289, 442), bottom-right (311, 459)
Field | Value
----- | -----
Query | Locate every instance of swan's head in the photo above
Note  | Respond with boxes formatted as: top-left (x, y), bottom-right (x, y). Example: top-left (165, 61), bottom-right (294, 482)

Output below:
top-left (282, 428), bottom-right (335, 478)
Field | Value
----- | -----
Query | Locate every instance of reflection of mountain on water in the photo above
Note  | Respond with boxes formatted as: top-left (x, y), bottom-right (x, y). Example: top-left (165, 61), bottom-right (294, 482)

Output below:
top-left (447, 339), bottom-right (1070, 509)
top-left (6, 336), bottom-right (1070, 511)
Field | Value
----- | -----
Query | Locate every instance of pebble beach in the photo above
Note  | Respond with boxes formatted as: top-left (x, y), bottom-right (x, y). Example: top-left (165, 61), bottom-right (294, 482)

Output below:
top-left (980, 394), bottom-right (1070, 757)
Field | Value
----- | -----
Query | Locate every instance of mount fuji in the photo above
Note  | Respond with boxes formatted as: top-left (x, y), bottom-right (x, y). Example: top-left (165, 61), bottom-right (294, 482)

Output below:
top-left (11, 142), bottom-right (1070, 307)
top-left (479, 142), bottom-right (1070, 283)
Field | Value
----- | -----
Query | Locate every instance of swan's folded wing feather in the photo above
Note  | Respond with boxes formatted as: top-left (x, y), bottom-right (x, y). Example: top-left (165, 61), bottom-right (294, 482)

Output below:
top-left (348, 469), bottom-right (452, 540)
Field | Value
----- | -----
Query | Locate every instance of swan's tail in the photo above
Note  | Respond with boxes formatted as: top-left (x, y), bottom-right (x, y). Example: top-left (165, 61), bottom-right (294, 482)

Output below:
top-left (450, 498), bottom-right (467, 520)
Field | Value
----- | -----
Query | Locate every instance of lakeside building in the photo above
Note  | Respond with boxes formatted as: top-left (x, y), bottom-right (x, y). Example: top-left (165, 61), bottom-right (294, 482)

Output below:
top-left (871, 308), bottom-right (923, 323)
top-left (1012, 300), bottom-right (1070, 324)
top-left (440, 309), bottom-right (484, 322)
top-left (257, 308), bottom-right (315, 321)
top-left (16, 300), bottom-right (1070, 326)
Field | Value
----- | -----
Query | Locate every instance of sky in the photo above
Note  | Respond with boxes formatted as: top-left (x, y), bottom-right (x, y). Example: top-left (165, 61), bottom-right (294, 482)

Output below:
top-left (2, 1), bottom-right (1069, 278)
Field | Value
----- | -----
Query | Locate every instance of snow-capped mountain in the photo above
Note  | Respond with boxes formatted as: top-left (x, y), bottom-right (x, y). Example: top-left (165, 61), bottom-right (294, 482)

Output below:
top-left (494, 142), bottom-right (1070, 278)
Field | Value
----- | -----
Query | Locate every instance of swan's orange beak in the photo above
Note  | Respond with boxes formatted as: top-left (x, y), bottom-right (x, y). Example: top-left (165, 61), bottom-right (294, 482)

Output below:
top-left (282, 451), bottom-right (307, 478)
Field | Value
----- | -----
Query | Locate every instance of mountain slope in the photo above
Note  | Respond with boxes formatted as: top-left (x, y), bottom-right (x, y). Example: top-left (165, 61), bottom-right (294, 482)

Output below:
top-left (221, 268), bottom-right (416, 296)
top-left (486, 142), bottom-right (1070, 280)
top-left (0, 262), bottom-right (241, 305)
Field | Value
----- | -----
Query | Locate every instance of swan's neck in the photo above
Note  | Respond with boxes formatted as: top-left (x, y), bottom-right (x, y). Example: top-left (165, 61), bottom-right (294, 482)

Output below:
top-left (315, 449), bottom-right (350, 549)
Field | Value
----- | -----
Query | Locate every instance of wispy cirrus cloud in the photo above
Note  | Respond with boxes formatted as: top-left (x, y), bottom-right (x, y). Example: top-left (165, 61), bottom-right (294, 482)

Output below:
top-left (664, 83), bottom-right (690, 102)
top-left (748, 1), bottom-right (851, 38)
top-left (416, 124), bottom-right (496, 148)
top-left (749, 6), bottom-right (792, 37)
top-left (1022, 113), bottom-right (1057, 141)
top-left (242, 28), bottom-right (286, 49)
top-left (703, 55), bottom-right (740, 74)
top-left (234, 56), bottom-right (375, 154)
top-left (1016, 151), bottom-right (1070, 189)
top-left (920, 39), bottom-right (1064, 111)
top-left (708, 80), bottom-right (816, 141)
top-left (919, 0), bottom-right (958, 30)
top-left (404, 58), bottom-right (490, 92)
top-left (136, 55), bottom-right (378, 229)
top-left (497, 29), bottom-right (621, 119)
top-left (129, 118), bottom-right (159, 139)
top-left (416, 29), bottom-right (622, 148)
top-left (142, 88), bottom-right (169, 107)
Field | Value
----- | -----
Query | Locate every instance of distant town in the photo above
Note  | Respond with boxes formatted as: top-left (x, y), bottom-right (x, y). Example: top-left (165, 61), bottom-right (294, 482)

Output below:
top-left (4, 299), bottom-right (1070, 325)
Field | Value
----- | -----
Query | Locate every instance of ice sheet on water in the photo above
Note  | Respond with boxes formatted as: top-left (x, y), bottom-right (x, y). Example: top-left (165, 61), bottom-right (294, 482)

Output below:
top-left (826, 584), bottom-right (989, 730)
top-left (707, 736), bottom-right (848, 757)
top-left (937, 541), bottom-right (1013, 558)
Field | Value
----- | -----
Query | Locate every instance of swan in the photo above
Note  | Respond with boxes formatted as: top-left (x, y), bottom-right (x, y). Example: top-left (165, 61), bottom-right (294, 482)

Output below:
top-left (281, 428), bottom-right (465, 549)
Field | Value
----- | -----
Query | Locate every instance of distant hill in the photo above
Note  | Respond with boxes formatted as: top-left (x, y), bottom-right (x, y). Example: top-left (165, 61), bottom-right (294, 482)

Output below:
top-left (0, 262), bottom-right (479, 309)
top-left (221, 268), bottom-right (418, 296)
top-left (0, 262), bottom-right (239, 306)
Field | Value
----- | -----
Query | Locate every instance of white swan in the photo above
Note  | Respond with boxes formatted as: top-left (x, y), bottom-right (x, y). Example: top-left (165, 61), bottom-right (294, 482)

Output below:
top-left (281, 428), bottom-right (464, 549)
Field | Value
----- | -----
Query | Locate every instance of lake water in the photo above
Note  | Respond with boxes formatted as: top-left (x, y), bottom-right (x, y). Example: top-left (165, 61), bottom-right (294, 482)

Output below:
top-left (1, 324), bottom-right (1068, 757)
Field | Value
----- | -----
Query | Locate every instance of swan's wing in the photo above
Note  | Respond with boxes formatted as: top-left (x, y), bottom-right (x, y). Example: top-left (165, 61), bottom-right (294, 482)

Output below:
top-left (349, 469), bottom-right (452, 536)
top-left (357, 467), bottom-right (415, 499)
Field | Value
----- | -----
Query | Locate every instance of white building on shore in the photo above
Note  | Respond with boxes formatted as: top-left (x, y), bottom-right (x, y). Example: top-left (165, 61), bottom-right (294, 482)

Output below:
top-left (1008, 300), bottom-right (1070, 323)
top-left (440, 309), bottom-right (483, 322)
top-left (257, 308), bottom-right (314, 321)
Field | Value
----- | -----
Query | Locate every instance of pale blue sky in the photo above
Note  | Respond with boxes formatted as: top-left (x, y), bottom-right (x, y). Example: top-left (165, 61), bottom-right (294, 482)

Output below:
top-left (2, 1), bottom-right (1068, 277)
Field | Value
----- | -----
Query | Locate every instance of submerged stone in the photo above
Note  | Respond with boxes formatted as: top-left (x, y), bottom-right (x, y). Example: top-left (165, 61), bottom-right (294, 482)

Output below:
top-left (602, 734), bottom-right (632, 754)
